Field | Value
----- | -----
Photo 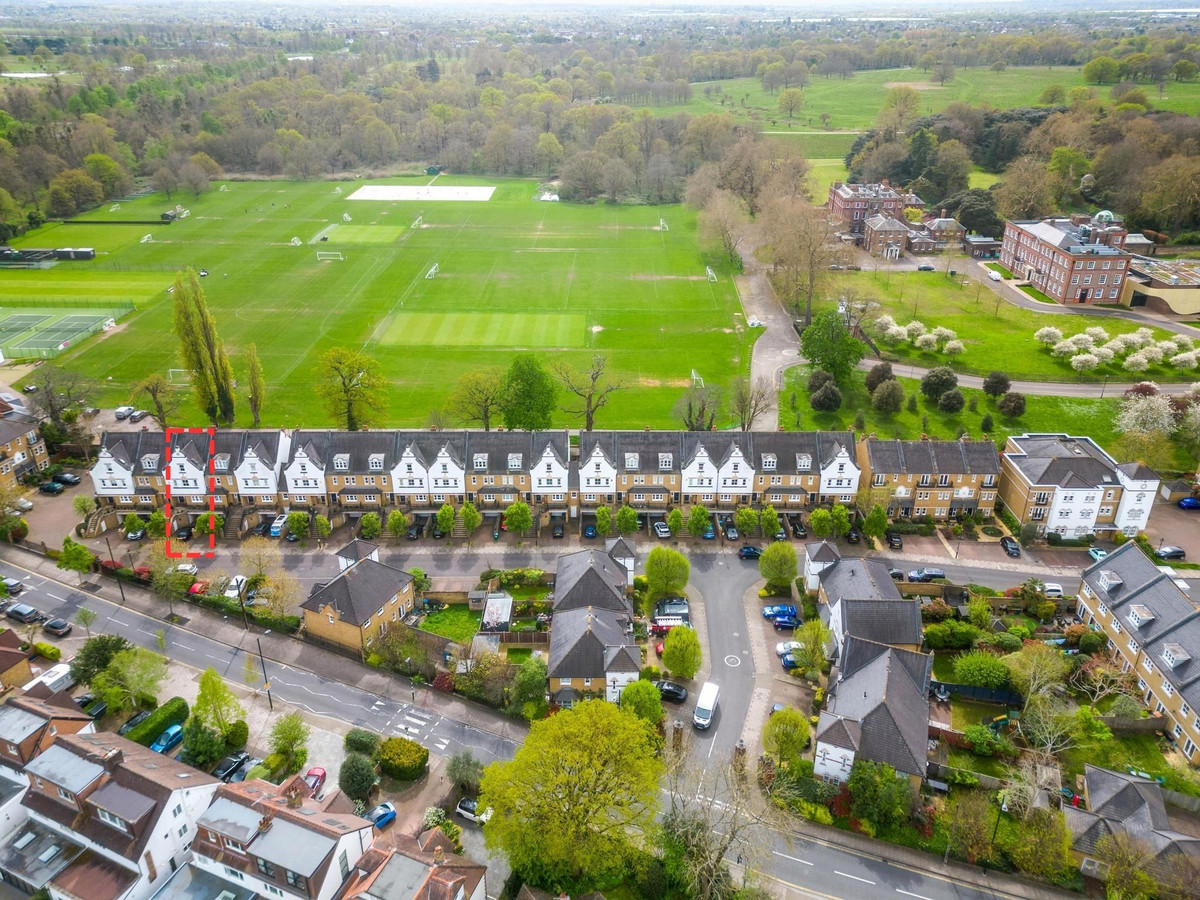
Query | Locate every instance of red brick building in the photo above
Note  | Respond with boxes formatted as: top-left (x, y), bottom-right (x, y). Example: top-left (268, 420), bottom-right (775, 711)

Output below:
top-left (827, 181), bottom-right (923, 235)
top-left (999, 216), bottom-right (1131, 304)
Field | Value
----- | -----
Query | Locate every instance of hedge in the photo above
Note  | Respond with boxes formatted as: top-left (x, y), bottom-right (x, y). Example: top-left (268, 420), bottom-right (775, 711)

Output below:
top-left (225, 720), bottom-right (249, 751)
top-left (33, 642), bottom-right (61, 661)
top-left (126, 697), bottom-right (189, 746)
top-left (378, 736), bottom-right (428, 781)
top-left (186, 593), bottom-right (301, 634)
top-left (344, 728), bottom-right (380, 755)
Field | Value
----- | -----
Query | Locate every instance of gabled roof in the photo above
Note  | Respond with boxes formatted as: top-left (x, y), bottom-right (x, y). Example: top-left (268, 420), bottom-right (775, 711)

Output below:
top-left (345, 830), bottom-right (487, 900)
top-left (97, 431), bottom-right (166, 473)
top-left (395, 432), bottom-right (468, 471)
top-left (548, 607), bottom-right (638, 679)
top-left (336, 538), bottom-right (379, 563)
top-left (864, 438), bottom-right (1000, 475)
top-left (233, 429), bottom-right (286, 469)
top-left (288, 430), bottom-right (331, 468)
top-left (806, 541), bottom-right (840, 564)
top-left (553, 549), bottom-right (630, 614)
top-left (1004, 434), bottom-right (1129, 488)
top-left (605, 536), bottom-right (636, 560)
top-left (302, 557), bottom-right (413, 627)
top-left (819, 557), bottom-right (903, 603)
top-left (832, 598), bottom-right (923, 648)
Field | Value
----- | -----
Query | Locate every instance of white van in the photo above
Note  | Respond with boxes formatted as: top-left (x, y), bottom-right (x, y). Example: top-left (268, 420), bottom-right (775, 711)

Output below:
top-left (1042, 582), bottom-right (1064, 599)
top-left (24, 663), bottom-right (75, 694)
top-left (988, 270), bottom-right (1003, 282)
top-left (693, 682), bottom-right (719, 730)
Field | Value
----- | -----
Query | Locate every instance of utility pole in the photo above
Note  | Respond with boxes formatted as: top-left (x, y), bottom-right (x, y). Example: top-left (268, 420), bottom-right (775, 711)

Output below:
top-left (102, 534), bottom-right (126, 604)
top-left (257, 638), bottom-right (273, 710)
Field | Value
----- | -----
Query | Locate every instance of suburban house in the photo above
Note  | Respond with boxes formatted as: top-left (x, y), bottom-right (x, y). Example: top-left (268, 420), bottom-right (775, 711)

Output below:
top-left (827, 181), bottom-right (923, 235)
top-left (999, 214), bottom-right (1130, 304)
top-left (802, 541), bottom-right (841, 592)
top-left (0, 416), bottom-right (48, 493)
top-left (552, 549), bottom-right (633, 615)
top-left (817, 557), bottom-right (922, 657)
top-left (189, 777), bottom-right (375, 900)
top-left (750, 432), bottom-right (860, 511)
top-left (856, 436), bottom-right (1001, 521)
top-left (814, 636), bottom-right (933, 789)
top-left (301, 540), bottom-right (416, 656)
top-left (0, 630), bottom-right (34, 696)
top-left (605, 537), bottom-right (636, 586)
top-left (862, 214), bottom-right (909, 260)
top-left (1075, 543), bottom-right (1200, 764)
top-left (547, 607), bottom-right (640, 705)
top-left (90, 431), bottom-right (167, 511)
top-left (922, 213), bottom-right (966, 250)
top-left (1064, 765), bottom-right (1200, 878)
top-left (0, 693), bottom-right (95, 778)
top-left (0, 732), bottom-right (220, 900)
top-left (392, 432), bottom-right (468, 514)
top-left (999, 433), bottom-right (1158, 538)
top-left (341, 830), bottom-right (486, 900)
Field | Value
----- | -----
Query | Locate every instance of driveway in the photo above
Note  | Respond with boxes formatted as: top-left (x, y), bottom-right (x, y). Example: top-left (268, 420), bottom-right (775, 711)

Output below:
top-left (1143, 498), bottom-right (1200, 561)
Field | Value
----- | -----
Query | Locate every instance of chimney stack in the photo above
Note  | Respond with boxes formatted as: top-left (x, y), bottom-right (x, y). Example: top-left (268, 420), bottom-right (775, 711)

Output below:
top-left (433, 847), bottom-right (445, 866)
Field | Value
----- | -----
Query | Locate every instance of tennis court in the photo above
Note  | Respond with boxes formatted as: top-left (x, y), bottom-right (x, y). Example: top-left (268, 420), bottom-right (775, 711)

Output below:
top-left (0, 314), bottom-right (50, 334)
top-left (13, 315), bottom-right (110, 350)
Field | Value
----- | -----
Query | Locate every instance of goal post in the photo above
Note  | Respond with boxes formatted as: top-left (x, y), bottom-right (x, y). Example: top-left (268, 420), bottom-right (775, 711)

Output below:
top-left (426, 263), bottom-right (439, 279)
top-left (659, 218), bottom-right (669, 232)
top-left (316, 251), bottom-right (344, 261)
top-left (167, 369), bottom-right (192, 384)
top-left (691, 369), bottom-right (704, 388)
top-left (706, 266), bottom-right (717, 282)
top-left (411, 215), bottom-right (423, 229)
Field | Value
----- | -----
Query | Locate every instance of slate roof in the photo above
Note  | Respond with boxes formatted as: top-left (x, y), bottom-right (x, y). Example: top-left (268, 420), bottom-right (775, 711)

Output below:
top-left (463, 431), bottom-right (536, 475)
top-left (609, 431), bottom-right (686, 473)
top-left (288, 430), bottom-right (330, 468)
top-left (806, 541), bottom-right (841, 564)
top-left (395, 431), bottom-right (468, 471)
top-left (817, 636), bottom-right (932, 778)
top-left (548, 608), bottom-right (639, 679)
top-left (302, 557), bottom-right (413, 627)
top-left (819, 557), bottom-right (904, 603)
top-left (98, 431), bottom-right (166, 474)
top-left (864, 214), bottom-right (910, 232)
top-left (830, 598), bottom-right (923, 648)
top-left (345, 830), bottom-right (487, 900)
top-left (553, 549), bottom-right (630, 614)
top-left (863, 439), bottom-right (1000, 476)
top-left (1080, 542), bottom-right (1200, 714)
top-left (234, 429), bottom-right (286, 468)
top-left (1005, 434), bottom-right (1134, 488)
top-left (752, 431), bottom-right (857, 473)
top-left (605, 536), bottom-right (635, 560)
top-left (336, 539), bottom-right (379, 563)
top-left (327, 429), bottom-right (398, 474)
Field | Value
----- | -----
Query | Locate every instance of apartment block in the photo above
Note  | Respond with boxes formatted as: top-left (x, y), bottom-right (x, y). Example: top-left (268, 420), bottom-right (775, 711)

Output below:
top-left (999, 215), bottom-right (1130, 304)
top-left (856, 436), bottom-right (1000, 521)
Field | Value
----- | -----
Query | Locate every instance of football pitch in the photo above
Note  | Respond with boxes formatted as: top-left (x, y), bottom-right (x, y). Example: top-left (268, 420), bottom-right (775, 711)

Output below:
top-left (6, 176), bottom-right (752, 428)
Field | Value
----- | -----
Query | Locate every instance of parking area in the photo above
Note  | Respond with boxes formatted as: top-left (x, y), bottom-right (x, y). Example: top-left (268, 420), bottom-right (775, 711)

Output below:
top-left (1143, 498), bottom-right (1200, 561)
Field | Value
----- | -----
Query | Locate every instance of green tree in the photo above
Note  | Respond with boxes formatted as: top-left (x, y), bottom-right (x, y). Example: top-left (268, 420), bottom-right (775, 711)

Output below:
top-left (761, 706), bottom-right (810, 769)
top-left (73, 495), bottom-right (96, 520)
top-left (268, 711), bottom-right (310, 774)
top-left (245, 343), bottom-right (266, 427)
top-left (503, 501), bottom-right (532, 533)
top-left (73, 607), bottom-right (97, 639)
top-left (810, 383), bottom-right (843, 412)
top-left (800, 311), bottom-right (866, 383)
top-left (57, 537), bottom-right (94, 585)
top-left (408, 567), bottom-right (432, 593)
top-left (662, 626), bottom-right (702, 679)
top-left (502, 354), bottom-right (557, 431)
top-left (480, 701), bottom-right (661, 892)
top-left (1003, 642), bottom-right (1072, 697)
top-left (620, 679), bottom-right (663, 726)
top-left (938, 388), bottom-right (965, 413)
top-left (1082, 55), bottom-right (1121, 84)
top-left (92, 647), bottom-right (168, 714)
top-left (645, 546), bottom-right (689, 603)
top-left (461, 501), bottom-right (482, 534)
top-left (847, 760), bottom-right (911, 830)
top-left (1006, 808), bottom-right (1072, 878)
top-left (338, 753), bottom-right (377, 801)
top-left (192, 667), bottom-right (245, 738)
top-left (451, 369), bottom-right (506, 431)
top-left (387, 509), bottom-right (410, 539)
top-left (315, 515), bottom-right (332, 542)
top-left (181, 719), bottom-right (226, 769)
top-left (70, 634), bottom-right (131, 685)
top-left (667, 508), bottom-right (684, 536)
top-left (809, 507), bottom-right (832, 538)
top-left (173, 268), bottom-right (235, 425)
top-left (864, 362), bottom-right (895, 393)
top-left (734, 506), bottom-right (759, 536)
top-left (953, 650), bottom-right (1010, 688)
top-left (686, 505), bottom-right (710, 538)
top-left (982, 371), bottom-right (1010, 398)
top-left (360, 512), bottom-right (382, 540)
top-left (146, 510), bottom-right (167, 539)
top-left (508, 656), bottom-right (549, 722)
top-left (862, 505), bottom-right (888, 540)
top-left (1093, 832), bottom-right (1157, 900)
top-left (791, 618), bottom-right (831, 673)
top-left (447, 750), bottom-right (484, 793)
top-left (594, 505), bottom-right (612, 537)
top-left (920, 366), bottom-right (958, 400)
top-left (871, 379), bottom-right (905, 414)
top-left (760, 506), bottom-right (781, 538)
top-left (286, 511), bottom-right (310, 540)
top-left (966, 596), bottom-right (993, 629)
top-left (998, 392), bottom-right (1026, 418)
top-left (830, 505), bottom-right (851, 537)
top-left (316, 347), bottom-right (387, 431)
top-left (777, 87), bottom-right (805, 118)
top-left (615, 505), bottom-right (638, 535)
top-left (436, 503), bottom-right (456, 535)
top-left (123, 513), bottom-right (143, 535)
top-left (759, 541), bottom-right (798, 588)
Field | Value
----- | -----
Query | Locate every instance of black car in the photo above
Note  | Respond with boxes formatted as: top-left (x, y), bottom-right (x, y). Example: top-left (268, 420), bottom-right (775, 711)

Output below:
top-left (37, 482), bottom-right (64, 495)
top-left (252, 521), bottom-right (271, 537)
top-left (846, 528), bottom-right (861, 544)
top-left (917, 264), bottom-right (936, 271)
top-left (128, 410), bottom-right (148, 422)
top-left (790, 517), bottom-right (807, 539)
top-left (173, 524), bottom-right (194, 541)
top-left (42, 618), bottom-right (71, 637)
top-left (908, 568), bottom-right (946, 583)
top-left (6, 604), bottom-right (39, 623)
top-left (51, 472), bottom-right (81, 486)
top-left (406, 518), bottom-right (425, 540)
top-left (654, 680), bottom-right (689, 703)
top-left (117, 710), bottom-right (152, 736)
top-left (888, 567), bottom-right (904, 581)
top-left (551, 522), bottom-right (564, 539)
top-left (886, 532), bottom-right (903, 550)
top-left (1155, 545), bottom-right (1187, 561)
top-left (774, 528), bottom-right (787, 541)
top-left (432, 521), bottom-right (446, 539)
top-left (999, 536), bottom-right (1021, 558)
top-left (212, 751), bottom-right (251, 781)
top-left (77, 694), bottom-right (107, 720)
top-left (229, 757), bottom-right (262, 783)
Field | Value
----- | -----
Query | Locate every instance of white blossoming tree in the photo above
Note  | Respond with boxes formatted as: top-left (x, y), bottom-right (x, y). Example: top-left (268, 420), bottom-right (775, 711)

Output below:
top-left (1035, 326), bottom-right (1063, 347)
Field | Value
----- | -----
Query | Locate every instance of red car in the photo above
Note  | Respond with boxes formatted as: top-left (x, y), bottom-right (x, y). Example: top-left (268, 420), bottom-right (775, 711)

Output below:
top-left (303, 766), bottom-right (326, 797)
top-left (187, 580), bottom-right (209, 595)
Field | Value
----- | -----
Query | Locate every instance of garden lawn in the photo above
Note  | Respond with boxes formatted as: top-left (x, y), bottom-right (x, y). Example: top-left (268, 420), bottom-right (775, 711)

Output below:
top-left (950, 697), bottom-right (1010, 733)
top-left (504, 647), bottom-right (532, 663)
top-left (19, 177), bottom-right (752, 429)
top-left (1060, 733), bottom-right (1200, 796)
top-left (826, 268), bottom-right (1190, 382)
top-left (419, 606), bottom-right (482, 644)
top-left (947, 746), bottom-right (1011, 780)
top-left (932, 651), bottom-right (959, 683)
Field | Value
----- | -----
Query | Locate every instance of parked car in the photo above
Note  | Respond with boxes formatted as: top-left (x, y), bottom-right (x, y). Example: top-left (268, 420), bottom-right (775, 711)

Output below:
top-left (406, 519), bottom-right (422, 539)
top-left (212, 751), bottom-right (250, 781)
top-left (775, 640), bottom-right (803, 657)
top-left (886, 532), bottom-right (903, 550)
top-left (552, 522), bottom-right (564, 539)
top-left (917, 264), bottom-right (936, 272)
top-left (269, 514), bottom-right (288, 537)
top-left (773, 615), bottom-right (801, 631)
top-left (303, 766), bottom-right (327, 797)
top-left (224, 575), bottom-right (248, 599)
top-left (365, 802), bottom-right (397, 829)
top-left (229, 757), bottom-right (262, 783)
top-left (774, 527), bottom-right (787, 541)
top-left (762, 604), bottom-right (797, 620)
top-left (173, 524), bottom-right (193, 541)
top-left (12, 498), bottom-right (33, 512)
top-left (126, 525), bottom-right (146, 541)
top-left (1042, 583), bottom-right (1064, 599)
top-left (655, 598), bottom-right (690, 618)
top-left (117, 710), bottom-right (152, 736)
top-left (188, 580), bottom-right (210, 596)
top-left (37, 482), bottom-right (63, 495)
top-left (1155, 545), bottom-right (1187, 560)
top-left (702, 522), bottom-right (715, 539)
top-left (1, 577), bottom-right (23, 595)
top-left (888, 567), bottom-right (905, 581)
top-left (583, 524), bottom-right (597, 539)
top-left (738, 545), bottom-right (762, 560)
top-left (285, 531), bottom-right (300, 542)
top-left (150, 724), bottom-right (184, 753)
top-left (172, 563), bottom-right (199, 576)
top-left (42, 618), bottom-right (71, 637)
top-left (6, 604), bottom-right (40, 623)
top-left (907, 568), bottom-right (945, 583)
top-left (1088, 548), bottom-right (1108, 562)
top-left (846, 528), bottom-right (861, 544)
top-left (781, 653), bottom-right (803, 670)
top-left (251, 521), bottom-right (271, 537)
top-left (114, 405), bottom-right (134, 419)
top-left (51, 472), bottom-right (81, 486)
top-left (654, 681), bottom-right (689, 703)
top-left (1000, 536), bottom-right (1021, 558)
top-left (78, 695), bottom-right (107, 720)
top-left (432, 521), bottom-right (446, 539)
top-left (455, 797), bottom-right (492, 824)
top-left (128, 410), bottom-right (148, 422)
top-left (22, 384), bottom-right (37, 394)
top-left (654, 521), bottom-right (672, 539)
top-left (1178, 497), bottom-right (1200, 510)
top-left (790, 517), bottom-right (807, 539)
top-left (723, 521), bottom-right (739, 540)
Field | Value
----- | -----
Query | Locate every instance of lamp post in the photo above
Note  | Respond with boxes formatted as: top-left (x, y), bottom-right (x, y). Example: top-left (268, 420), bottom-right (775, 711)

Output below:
top-left (236, 577), bottom-right (249, 630)
top-left (406, 656), bottom-right (415, 703)
top-left (989, 799), bottom-right (1009, 854)
top-left (102, 534), bottom-right (126, 604)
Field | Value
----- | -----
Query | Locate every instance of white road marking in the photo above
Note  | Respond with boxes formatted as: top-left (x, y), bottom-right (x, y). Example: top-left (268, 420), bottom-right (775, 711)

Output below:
top-left (772, 851), bottom-right (813, 866)
top-left (834, 872), bottom-right (875, 885)
top-left (897, 890), bottom-right (935, 900)
top-left (110, 619), bottom-right (133, 627)
top-left (45, 593), bottom-right (64, 601)
top-left (404, 715), bottom-right (428, 726)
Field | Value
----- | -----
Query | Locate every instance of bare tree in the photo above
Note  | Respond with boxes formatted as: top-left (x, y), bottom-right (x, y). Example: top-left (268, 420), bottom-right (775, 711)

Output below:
top-left (240, 537), bottom-right (280, 581)
top-left (1070, 654), bottom-right (1136, 708)
top-left (762, 197), bottom-right (838, 326)
top-left (728, 376), bottom-right (773, 431)
top-left (1018, 695), bottom-right (1081, 759)
top-left (552, 354), bottom-right (623, 431)
top-left (1002, 758), bottom-right (1060, 821)
top-left (699, 189), bottom-right (749, 269)
top-left (674, 384), bottom-right (722, 431)
top-left (137, 374), bottom-right (182, 430)
top-left (450, 369), bottom-right (505, 431)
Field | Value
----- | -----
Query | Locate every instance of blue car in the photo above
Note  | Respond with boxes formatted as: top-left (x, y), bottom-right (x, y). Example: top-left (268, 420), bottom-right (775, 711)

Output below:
top-left (773, 615), bottom-right (802, 631)
top-left (364, 801), bottom-right (396, 829)
top-left (1088, 548), bottom-right (1108, 562)
top-left (1179, 497), bottom-right (1200, 510)
top-left (150, 724), bottom-right (184, 754)
top-left (781, 653), bottom-right (803, 670)
top-left (583, 525), bottom-right (597, 538)
top-left (762, 604), bottom-right (797, 620)
top-left (703, 522), bottom-right (716, 539)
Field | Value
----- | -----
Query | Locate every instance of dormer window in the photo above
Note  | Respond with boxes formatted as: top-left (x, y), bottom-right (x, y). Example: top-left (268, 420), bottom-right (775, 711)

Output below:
top-left (508, 453), bottom-right (522, 470)
top-left (141, 454), bottom-right (159, 471)
top-left (762, 454), bottom-right (777, 471)
top-left (95, 808), bottom-right (128, 833)
top-left (333, 454), bottom-right (349, 471)
top-left (796, 454), bottom-right (812, 471)
top-left (1097, 570), bottom-right (1123, 593)
top-left (625, 453), bottom-right (639, 470)
top-left (213, 454), bottom-right (230, 472)
top-left (658, 453), bottom-right (672, 471)
top-left (473, 454), bottom-right (487, 471)
top-left (369, 454), bottom-right (384, 471)
top-left (1163, 643), bottom-right (1190, 668)
top-left (1127, 604), bottom-right (1154, 628)
top-left (593, 462), bottom-right (601, 473)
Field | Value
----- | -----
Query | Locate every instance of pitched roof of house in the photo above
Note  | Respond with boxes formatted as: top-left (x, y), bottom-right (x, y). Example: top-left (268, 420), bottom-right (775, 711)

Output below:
top-left (829, 598), bottom-right (923, 648)
top-left (547, 607), bottom-right (639, 679)
top-left (553, 549), bottom-right (630, 614)
top-left (863, 438), bottom-right (1000, 475)
top-left (345, 830), bottom-right (486, 900)
top-left (97, 430), bottom-right (166, 473)
top-left (806, 541), bottom-right (840, 564)
top-left (1004, 433), bottom-right (1137, 488)
top-left (336, 538), bottom-right (379, 563)
top-left (819, 557), bottom-right (903, 603)
top-left (817, 637), bottom-right (932, 778)
top-left (605, 536), bottom-right (635, 560)
top-left (302, 557), bottom-right (413, 627)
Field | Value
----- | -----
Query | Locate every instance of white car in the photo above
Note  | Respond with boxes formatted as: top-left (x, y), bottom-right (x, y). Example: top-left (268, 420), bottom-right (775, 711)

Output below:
top-left (1042, 582), bottom-right (1063, 599)
top-left (13, 498), bottom-right (32, 512)
top-left (114, 406), bottom-right (135, 420)
top-left (224, 575), bottom-right (248, 600)
top-left (172, 563), bottom-right (199, 576)
top-left (775, 641), bottom-right (804, 657)
top-left (455, 797), bottom-right (492, 824)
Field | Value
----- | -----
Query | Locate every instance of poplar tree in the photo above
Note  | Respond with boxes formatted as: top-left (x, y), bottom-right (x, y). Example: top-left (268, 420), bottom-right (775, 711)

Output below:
top-left (173, 268), bottom-right (235, 424)
top-left (246, 343), bottom-right (266, 427)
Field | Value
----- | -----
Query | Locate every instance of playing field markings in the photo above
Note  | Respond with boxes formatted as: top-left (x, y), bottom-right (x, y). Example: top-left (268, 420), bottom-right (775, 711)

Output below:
top-left (0, 314), bottom-right (50, 332)
top-left (563, 252), bottom-right (577, 310)
top-left (363, 255), bottom-right (439, 349)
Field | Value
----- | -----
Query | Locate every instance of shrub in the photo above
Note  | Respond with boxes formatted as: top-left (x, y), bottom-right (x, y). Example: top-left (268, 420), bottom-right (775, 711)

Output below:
top-left (1109, 693), bottom-right (1145, 719)
top-left (997, 391), bottom-right (1026, 418)
top-left (224, 720), bottom-right (249, 751)
top-left (807, 369), bottom-right (836, 393)
top-left (953, 650), bottom-right (1010, 688)
top-left (791, 799), bottom-right (834, 825)
top-left (923, 621), bottom-right (981, 650)
top-left (962, 724), bottom-right (1004, 756)
top-left (339, 752), bottom-right (378, 801)
top-left (432, 672), bottom-right (455, 692)
top-left (907, 394), bottom-right (918, 413)
top-left (938, 388), bottom-right (965, 413)
top-left (1078, 632), bottom-right (1105, 655)
top-left (810, 383), bottom-right (843, 412)
top-left (864, 362), bottom-right (895, 393)
top-left (345, 728), bottom-right (380, 755)
top-left (921, 600), bottom-right (954, 623)
top-left (126, 697), bottom-right (189, 746)
top-left (980, 632), bottom-right (1023, 653)
top-left (871, 379), bottom-right (905, 414)
top-left (980, 413), bottom-right (994, 433)
top-left (640, 664), bottom-right (662, 681)
top-left (378, 736), bottom-right (429, 781)
top-left (360, 512), bottom-right (382, 540)
top-left (33, 642), bottom-right (61, 661)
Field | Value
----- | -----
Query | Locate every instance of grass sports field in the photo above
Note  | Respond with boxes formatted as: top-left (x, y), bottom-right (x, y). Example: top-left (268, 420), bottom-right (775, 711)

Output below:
top-left (8, 177), bottom-right (750, 428)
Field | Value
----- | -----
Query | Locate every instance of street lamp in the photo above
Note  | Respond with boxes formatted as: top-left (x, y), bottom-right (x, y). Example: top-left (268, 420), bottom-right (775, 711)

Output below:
top-left (102, 534), bottom-right (126, 604)
top-left (406, 656), bottom-right (415, 703)
top-left (989, 799), bottom-right (1009, 855)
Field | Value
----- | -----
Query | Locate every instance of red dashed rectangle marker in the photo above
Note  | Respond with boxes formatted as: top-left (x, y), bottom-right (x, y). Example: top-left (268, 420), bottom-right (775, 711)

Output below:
top-left (165, 426), bottom-right (216, 559)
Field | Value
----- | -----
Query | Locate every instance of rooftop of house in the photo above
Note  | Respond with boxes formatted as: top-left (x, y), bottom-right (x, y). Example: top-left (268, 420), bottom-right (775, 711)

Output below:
top-left (863, 437), bottom-right (1000, 476)
top-left (547, 607), bottom-right (639, 679)
top-left (553, 549), bottom-right (630, 614)
top-left (346, 829), bottom-right (485, 900)
top-left (147, 861), bottom-right (258, 900)
top-left (1127, 253), bottom-right (1200, 286)
top-left (0, 817), bottom-right (85, 892)
top-left (863, 214), bottom-right (910, 232)
top-left (302, 556), bottom-right (413, 627)
top-left (1011, 219), bottom-right (1129, 257)
top-left (1005, 433), bottom-right (1144, 488)
top-left (819, 557), bottom-right (904, 604)
top-left (0, 414), bottom-right (40, 448)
